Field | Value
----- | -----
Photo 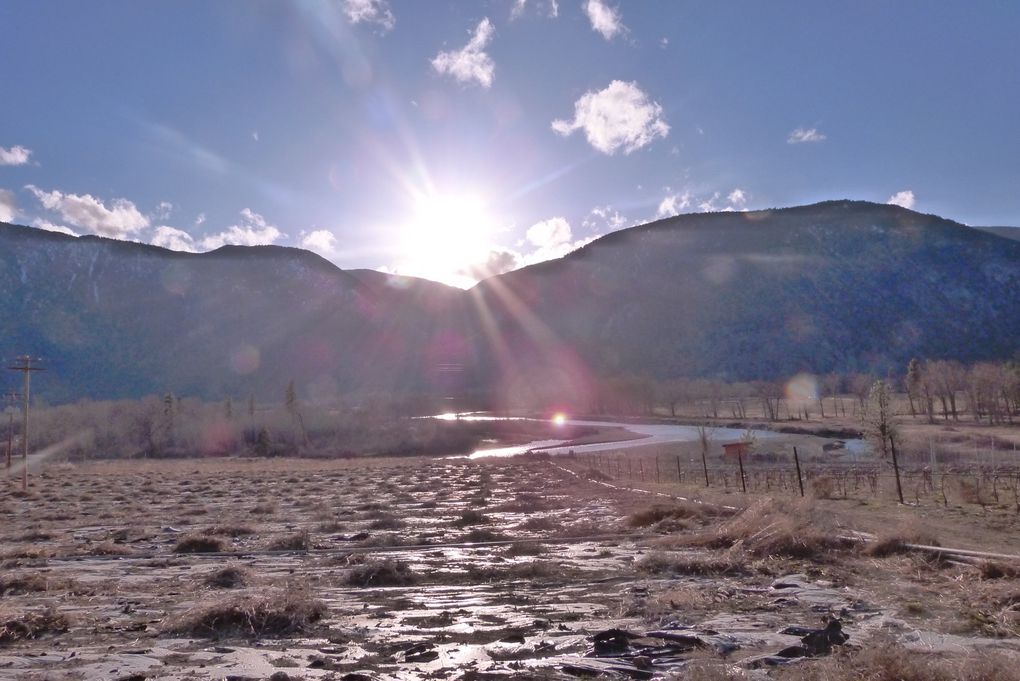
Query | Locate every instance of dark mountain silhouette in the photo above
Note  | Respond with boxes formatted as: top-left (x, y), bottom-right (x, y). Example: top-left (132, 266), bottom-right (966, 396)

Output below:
top-left (0, 225), bottom-right (469, 402)
top-left (2, 200), bottom-right (1019, 403)
top-left (466, 201), bottom-right (1020, 404)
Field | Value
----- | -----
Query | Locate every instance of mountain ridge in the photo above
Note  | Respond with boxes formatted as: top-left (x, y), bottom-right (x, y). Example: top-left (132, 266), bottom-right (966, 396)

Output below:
top-left (2, 200), bottom-right (1019, 403)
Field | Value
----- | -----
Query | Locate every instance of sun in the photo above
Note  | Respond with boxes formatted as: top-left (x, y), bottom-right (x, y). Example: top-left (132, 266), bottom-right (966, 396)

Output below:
top-left (552, 412), bottom-right (567, 426)
top-left (396, 192), bottom-right (498, 288)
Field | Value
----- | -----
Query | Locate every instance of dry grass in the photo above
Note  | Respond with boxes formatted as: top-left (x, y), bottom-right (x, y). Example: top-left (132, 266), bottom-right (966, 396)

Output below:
top-left (0, 607), bottom-right (70, 645)
top-left (174, 535), bottom-right (226, 554)
top-left (204, 524), bottom-right (256, 537)
top-left (344, 559), bottom-right (417, 587)
top-left (775, 640), bottom-right (1020, 681)
top-left (203, 564), bottom-right (254, 589)
top-left (680, 498), bottom-right (852, 560)
top-left (0, 573), bottom-right (51, 596)
top-left (265, 531), bottom-right (310, 552)
top-left (637, 549), bottom-right (745, 576)
top-left (864, 520), bottom-right (939, 558)
top-left (627, 501), bottom-right (712, 528)
top-left (164, 589), bottom-right (325, 639)
top-left (86, 540), bottom-right (135, 556)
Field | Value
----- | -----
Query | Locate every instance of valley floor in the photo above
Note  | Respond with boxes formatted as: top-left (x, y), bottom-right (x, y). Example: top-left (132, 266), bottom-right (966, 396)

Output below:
top-left (0, 455), bottom-right (1019, 680)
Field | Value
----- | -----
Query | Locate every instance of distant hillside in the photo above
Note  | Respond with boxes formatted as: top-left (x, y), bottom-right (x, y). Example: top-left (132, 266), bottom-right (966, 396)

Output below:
top-left (3, 200), bottom-right (1020, 403)
top-left (468, 201), bottom-right (1020, 403)
top-left (0, 224), bottom-right (468, 402)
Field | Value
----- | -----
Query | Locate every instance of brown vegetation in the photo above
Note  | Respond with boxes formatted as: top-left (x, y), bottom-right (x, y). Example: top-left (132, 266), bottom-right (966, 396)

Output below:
top-left (164, 590), bottom-right (325, 639)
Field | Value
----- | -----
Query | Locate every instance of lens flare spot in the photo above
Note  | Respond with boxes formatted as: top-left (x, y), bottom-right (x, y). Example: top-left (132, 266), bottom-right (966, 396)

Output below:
top-left (785, 373), bottom-right (819, 402)
top-left (229, 344), bottom-right (260, 375)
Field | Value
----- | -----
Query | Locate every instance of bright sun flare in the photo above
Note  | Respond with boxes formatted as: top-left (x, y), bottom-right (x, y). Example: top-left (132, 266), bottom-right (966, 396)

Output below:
top-left (398, 192), bottom-right (497, 287)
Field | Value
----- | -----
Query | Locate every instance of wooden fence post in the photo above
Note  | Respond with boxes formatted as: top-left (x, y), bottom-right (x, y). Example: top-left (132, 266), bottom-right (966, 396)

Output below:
top-left (793, 446), bottom-right (805, 497)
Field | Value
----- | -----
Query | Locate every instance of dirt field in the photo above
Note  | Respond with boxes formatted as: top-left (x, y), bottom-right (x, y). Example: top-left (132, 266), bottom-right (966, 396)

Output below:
top-left (1, 454), bottom-right (1019, 680)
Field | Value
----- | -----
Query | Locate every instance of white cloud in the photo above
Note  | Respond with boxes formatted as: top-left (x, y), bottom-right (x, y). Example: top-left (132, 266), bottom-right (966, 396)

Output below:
top-left (584, 0), bottom-right (625, 40)
top-left (300, 229), bottom-right (338, 256)
top-left (787, 127), bottom-right (826, 144)
top-left (195, 212), bottom-right (206, 226)
top-left (200, 209), bottom-right (283, 249)
top-left (660, 37), bottom-right (669, 48)
top-left (341, 0), bottom-right (395, 32)
top-left (526, 216), bottom-right (572, 248)
top-left (693, 188), bottom-right (750, 213)
top-left (656, 191), bottom-right (692, 218)
top-left (0, 145), bottom-right (32, 166)
top-left (0, 189), bottom-right (18, 222)
top-left (727, 188), bottom-right (748, 209)
top-left (887, 190), bottom-right (916, 210)
top-left (33, 219), bottom-right (78, 237)
top-left (25, 185), bottom-right (149, 238)
top-left (511, 0), bottom-right (558, 19)
top-left (151, 226), bottom-right (197, 252)
top-left (552, 80), bottom-right (669, 154)
top-left (521, 216), bottom-right (599, 265)
top-left (431, 18), bottom-right (495, 88)
top-left (583, 205), bottom-right (627, 230)
top-left (698, 193), bottom-right (721, 212)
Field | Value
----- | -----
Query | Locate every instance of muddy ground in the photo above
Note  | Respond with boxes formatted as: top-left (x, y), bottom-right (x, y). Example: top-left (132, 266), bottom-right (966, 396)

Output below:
top-left (0, 455), bottom-right (1018, 680)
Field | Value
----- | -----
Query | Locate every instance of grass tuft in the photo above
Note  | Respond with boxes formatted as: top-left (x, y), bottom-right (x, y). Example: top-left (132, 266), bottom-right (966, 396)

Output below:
top-left (164, 589), bottom-right (325, 639)
top-left (344, 559), bottom-right (417, 587)
top-left (174, 535), bottom-right (226, 554)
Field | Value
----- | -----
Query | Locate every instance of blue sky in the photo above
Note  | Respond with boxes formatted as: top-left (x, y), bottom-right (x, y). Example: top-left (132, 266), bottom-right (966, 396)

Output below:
top-left (1, 1), bottom-right (1017, 286)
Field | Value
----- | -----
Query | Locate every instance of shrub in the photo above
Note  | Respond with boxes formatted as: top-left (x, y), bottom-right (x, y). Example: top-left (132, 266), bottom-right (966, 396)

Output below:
top-left (0, 607), bottom-right (70, 645)
top-left (344, 559), bottom-right (417, 587)
top-left (165, 590), bottom-right (325, 639)
top-left (204, 565), bottom-right (253, 589)
top-left (266, 531), bottom-right (310, 552)
top-left (174, 535), bottom-right (226, 554)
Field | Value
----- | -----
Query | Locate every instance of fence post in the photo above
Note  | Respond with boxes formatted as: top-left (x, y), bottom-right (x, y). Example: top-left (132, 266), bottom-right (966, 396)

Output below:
top-left (702, 449), bottom-right (710, 488)
top-left (793, 446), bottom-right (805, 497)
top-left (890, 438), bottom-right (905, 504)
top-left (737, 450), bottom-right (747, 493)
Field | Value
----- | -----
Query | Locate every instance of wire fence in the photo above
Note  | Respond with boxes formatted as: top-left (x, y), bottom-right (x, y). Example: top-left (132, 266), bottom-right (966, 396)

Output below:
top-left (557, 448), bottom-right (1020, 511)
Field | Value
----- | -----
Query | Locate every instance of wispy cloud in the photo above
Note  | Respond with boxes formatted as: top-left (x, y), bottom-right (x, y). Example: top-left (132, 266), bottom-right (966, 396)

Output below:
top-left (656, 190), bottom-right (692, 218)
top-left (727, 188), bottom-right (748, 209)
top-left (583, 205), bottom-right (627, 231)
top-left (341, 0), bottom-right (395, 32)
top-left (0, 189), bottom-right (18, 222)
top-left (787, 127), bottom-right (826, 144)
top-left (200, 209), bottom-right (284, 250)
top-left (431, 19), bottom-right (496, 88)
top-left (0, 145), bottom-right (32, 166)
top-left (511, 0), bottom-right (559, 19)
top-left (26, 185), bottom-right (149, 238)
top-left (552, 80), bottom-right (668, 154)
top-left (887, 190), bottom-right (916, 209)
top-left (584, 0), bottom-right (625, 40)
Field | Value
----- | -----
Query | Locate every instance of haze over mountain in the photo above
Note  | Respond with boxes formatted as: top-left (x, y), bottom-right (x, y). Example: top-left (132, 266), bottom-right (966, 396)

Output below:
top-left (3, 200), bottom-right (1019, 404)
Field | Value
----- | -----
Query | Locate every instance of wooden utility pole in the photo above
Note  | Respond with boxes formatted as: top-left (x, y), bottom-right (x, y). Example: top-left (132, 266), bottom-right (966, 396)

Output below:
top-left (7, 357), bottom-right (44, 490)
top-left (4, 392), bottom-right (21, 469)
